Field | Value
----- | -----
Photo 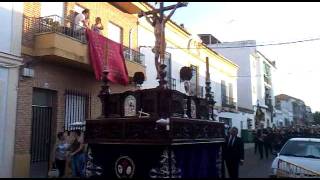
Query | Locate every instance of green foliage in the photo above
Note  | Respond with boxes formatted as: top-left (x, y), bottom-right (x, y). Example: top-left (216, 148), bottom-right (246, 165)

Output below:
top-left (313, 111), bottom-right (320, 125)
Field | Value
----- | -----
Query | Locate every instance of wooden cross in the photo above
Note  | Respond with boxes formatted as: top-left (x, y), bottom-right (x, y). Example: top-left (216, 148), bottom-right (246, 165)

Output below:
top-left (139, 2), bottom-right (188, 88)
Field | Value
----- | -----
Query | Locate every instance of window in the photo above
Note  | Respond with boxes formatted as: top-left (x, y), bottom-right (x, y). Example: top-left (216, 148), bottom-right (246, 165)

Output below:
top-left (263, 62), bottom-right (271, 77)
top-left (265, 87), bottom-right (272, 107)
top-left (40, 2), bottom-right (64, 18)
top-left (228, 83), bottom-right (233, 103)
top-left (127, 29), bottom-right (133, 60)
top-left (280, 141), bottom-right (320, 158)
top-left (247, 119), bottom-right (253, 130)
top-left (190, 65), bottom-right (198, 96)
top-left (221, 80), bottom-right (226, 104)
top-left (64, 90), bottom-right (91, 131)
top-left (219, 117), bottom-right (232, 127)
top-left (74, 4), bottom-right (85, 14)
top-left (108, 22), bottom-right (122, 43)
top-left (129, 29), bottom-right (133, 50)
top-left (72, 4), bottom-right (85, 22)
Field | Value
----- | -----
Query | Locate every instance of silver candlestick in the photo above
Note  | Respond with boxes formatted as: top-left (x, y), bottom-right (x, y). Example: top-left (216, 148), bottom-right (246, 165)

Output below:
top-left (183, 98), bottom-right (188, 118)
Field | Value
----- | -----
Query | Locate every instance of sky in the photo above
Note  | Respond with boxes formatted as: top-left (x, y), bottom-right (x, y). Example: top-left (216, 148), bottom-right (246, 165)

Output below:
top-left (157, 2), bottom-right (320, 112)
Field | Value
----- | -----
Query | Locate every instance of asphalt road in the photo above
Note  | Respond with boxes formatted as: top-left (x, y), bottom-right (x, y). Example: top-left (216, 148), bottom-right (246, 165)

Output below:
top-left (239, 143), bottom-right (275, 178)
top-left (224, 143), bottom-right (275, 178)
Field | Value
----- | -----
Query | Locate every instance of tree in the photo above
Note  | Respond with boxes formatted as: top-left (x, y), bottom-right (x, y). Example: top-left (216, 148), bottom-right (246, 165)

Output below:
top-left (313, 111), bottom-right (320, 125)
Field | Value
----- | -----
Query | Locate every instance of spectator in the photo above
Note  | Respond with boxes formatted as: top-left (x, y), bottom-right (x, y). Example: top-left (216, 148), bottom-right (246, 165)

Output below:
top-left (53, 132), bottom-right (70, 177)
top-left (74, 9), bottom-right (90, 30)
top-left (69, 129), bottom-right (86, 178)
top-left (253, 130), bottom-right (258, 155)
top-left (91, 17), bottom-right (104, 35)
top-left (222, 127), bottom-right (244, 178)
top-left (256, 129), bottom-right (264, 159)
top-left (74, 9), bottom-right (90, 41)
top-left (262, 129), bottom-right (269, 159)
top-left (273, 129), bottom-right (283, 153)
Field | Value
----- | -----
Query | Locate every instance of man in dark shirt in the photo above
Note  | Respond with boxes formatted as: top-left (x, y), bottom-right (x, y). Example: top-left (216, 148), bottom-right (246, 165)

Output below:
top-left (223, 127), bottom-right (244, 178)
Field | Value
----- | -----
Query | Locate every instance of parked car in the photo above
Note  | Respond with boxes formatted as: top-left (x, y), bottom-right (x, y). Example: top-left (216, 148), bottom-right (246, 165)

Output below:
top-left (270, 138), bottom-right (320, 178)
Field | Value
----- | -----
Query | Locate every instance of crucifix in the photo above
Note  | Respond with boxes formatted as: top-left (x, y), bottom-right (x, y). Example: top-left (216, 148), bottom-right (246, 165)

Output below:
top-left (138, 2), bottom-right (188, 88)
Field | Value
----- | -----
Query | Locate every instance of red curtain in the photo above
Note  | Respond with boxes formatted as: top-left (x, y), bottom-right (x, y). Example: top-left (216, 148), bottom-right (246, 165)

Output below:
top-left (86, 29), bottom-right (129, 85)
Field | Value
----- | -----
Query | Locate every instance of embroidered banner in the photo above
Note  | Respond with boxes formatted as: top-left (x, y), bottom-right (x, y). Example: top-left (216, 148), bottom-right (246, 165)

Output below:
top-left (86, 29), bottom-right (129, 85)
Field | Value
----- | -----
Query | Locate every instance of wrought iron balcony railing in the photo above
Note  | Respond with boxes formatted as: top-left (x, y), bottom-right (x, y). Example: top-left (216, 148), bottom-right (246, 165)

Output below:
top-left (222, 95), bottom-right (236, 108)
top-left (23, 15), bottom-right (87, 43)
top-left (123, 46), bottom-right (145, 65)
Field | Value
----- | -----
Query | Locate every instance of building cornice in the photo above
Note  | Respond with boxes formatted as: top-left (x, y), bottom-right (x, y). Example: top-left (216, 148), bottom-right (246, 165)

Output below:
top-left (0, 52), bottom-right (23, 65)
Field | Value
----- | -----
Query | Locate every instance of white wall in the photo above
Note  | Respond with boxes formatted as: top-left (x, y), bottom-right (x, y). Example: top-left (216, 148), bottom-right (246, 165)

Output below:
top-left (0, 2), bottom-right (23, 177)
top-left (209, 41), bottom-right (255, 110)
top-left (0, 68), bottom-right (9, 156)
top-left (278, 99), bottom-right (294, 124)
top-left (0, 2), bottom-right (23, 56)
top-left (0, 3), bottom-right (12, 54)
top-left (217, 111), bottom-right (254, 136)
top-left (0, 67), bottom-right (20, 178)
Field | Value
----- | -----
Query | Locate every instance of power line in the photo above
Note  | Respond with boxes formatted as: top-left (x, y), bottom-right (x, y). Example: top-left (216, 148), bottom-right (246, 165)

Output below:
top-left (140, 36), bottom-right (320, 49)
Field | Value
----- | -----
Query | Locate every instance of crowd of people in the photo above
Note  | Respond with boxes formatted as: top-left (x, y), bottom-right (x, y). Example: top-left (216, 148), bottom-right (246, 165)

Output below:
top-left (252, 126), bottom-right (320, 159)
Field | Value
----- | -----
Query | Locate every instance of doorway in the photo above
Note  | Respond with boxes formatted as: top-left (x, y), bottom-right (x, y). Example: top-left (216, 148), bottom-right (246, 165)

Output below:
top-left (30, 88), bottom-right (56, 177)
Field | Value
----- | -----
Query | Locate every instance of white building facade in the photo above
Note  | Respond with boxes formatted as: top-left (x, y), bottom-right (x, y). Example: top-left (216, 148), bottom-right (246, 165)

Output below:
top-left (0, 2), bottom-right (23, 177)
top-left (205, 39), bottom-right (277, 129)
top-left (274, 94), bottom-right (310, 127)
top-left (136, 9), bottom-right (242, 132)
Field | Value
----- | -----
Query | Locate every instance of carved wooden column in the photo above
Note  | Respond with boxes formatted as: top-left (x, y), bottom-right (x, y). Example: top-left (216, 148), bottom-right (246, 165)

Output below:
top-left (205, 57), bottom-right (215, 120)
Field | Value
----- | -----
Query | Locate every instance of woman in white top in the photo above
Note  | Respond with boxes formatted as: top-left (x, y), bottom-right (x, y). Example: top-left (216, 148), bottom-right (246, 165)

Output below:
top-left (54, 132), bottom-right (70, 177)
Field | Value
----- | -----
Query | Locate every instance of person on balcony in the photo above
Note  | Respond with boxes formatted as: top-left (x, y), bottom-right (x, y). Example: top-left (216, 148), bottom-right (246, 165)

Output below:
top-left (74, 9), bottom-right (90, 29)
top-left (91, 17), bottom-right (104, 35)
top-left (74, 9), bottom-right (90, 41)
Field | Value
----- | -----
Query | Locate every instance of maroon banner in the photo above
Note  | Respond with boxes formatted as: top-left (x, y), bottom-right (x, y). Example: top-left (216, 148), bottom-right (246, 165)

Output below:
top-left (106, 38), bottom-right (129, 85)
top-left (86, 29), bottom-right (129, 85)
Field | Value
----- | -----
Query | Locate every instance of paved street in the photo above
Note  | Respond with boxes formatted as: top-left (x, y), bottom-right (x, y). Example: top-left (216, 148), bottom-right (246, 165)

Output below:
top-left (239, 143), bottom-right (275, 178)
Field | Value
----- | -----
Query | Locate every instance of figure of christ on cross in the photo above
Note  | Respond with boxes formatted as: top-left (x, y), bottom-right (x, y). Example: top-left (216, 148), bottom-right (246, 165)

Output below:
top-left (139, 2), bottom-right (188, 87)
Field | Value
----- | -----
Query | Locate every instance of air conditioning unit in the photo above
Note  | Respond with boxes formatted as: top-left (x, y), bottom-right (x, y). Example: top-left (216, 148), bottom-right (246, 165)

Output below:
top-left (22, 67), bottom-right (34, 78)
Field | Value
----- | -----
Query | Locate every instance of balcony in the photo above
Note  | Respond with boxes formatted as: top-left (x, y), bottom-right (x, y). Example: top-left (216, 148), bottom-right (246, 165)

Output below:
top-left (222, 95), bottom-right (236, 108)
top-left (22, 15), bottom-right (145, 77)
top-left (123, 46), bottom-right (146, 77)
